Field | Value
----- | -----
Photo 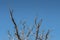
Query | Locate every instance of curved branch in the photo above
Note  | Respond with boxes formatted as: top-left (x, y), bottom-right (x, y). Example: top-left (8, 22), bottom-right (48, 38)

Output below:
top-left (9, 9), bottom-right (21, 40)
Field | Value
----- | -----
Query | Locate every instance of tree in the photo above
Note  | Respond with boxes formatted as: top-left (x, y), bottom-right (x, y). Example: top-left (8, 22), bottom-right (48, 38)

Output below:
top-left (8, 9), bottom-right (50, 40)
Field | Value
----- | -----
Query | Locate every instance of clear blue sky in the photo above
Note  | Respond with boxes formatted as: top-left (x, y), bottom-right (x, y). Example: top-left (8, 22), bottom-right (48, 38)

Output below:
top-left (0, 0), bottom-right (60, 40)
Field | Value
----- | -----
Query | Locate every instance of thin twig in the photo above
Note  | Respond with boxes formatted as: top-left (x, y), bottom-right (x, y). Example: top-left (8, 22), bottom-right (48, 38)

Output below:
top-left (45, 29), bottom-right (50, 40)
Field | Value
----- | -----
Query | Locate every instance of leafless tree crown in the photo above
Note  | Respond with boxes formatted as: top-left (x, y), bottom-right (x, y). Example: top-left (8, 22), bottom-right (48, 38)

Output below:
top-left (8, 9), bottom-right (50, 40)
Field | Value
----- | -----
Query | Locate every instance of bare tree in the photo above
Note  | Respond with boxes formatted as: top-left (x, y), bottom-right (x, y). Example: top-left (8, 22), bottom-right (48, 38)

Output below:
top-left (8, 9), bottom-right (50, 40)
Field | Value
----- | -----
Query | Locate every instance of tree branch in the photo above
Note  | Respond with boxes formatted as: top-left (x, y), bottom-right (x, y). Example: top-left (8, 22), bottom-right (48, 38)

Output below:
top-left (9, 9), bottom-right (21, 40)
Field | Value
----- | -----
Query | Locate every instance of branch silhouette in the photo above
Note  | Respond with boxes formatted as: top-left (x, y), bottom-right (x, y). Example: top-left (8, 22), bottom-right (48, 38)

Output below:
top-left (9, 9), bottom-right (21, 40)
top-left (8, 9), bottom-right (50, 40)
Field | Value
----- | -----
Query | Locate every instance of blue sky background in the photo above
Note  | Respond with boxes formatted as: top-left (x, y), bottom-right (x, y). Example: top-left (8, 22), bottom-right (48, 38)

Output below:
top-left (0, 0), bottom-right (60, 40)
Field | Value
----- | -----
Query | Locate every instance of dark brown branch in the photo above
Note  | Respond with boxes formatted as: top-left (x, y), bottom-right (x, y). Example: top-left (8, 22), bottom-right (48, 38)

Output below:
top-left (45, 29), bottom-right (50, 40)
top-left (35, 19), bottom-right (42, 40)
top-left (9, 9), bottom-right (21, 40)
